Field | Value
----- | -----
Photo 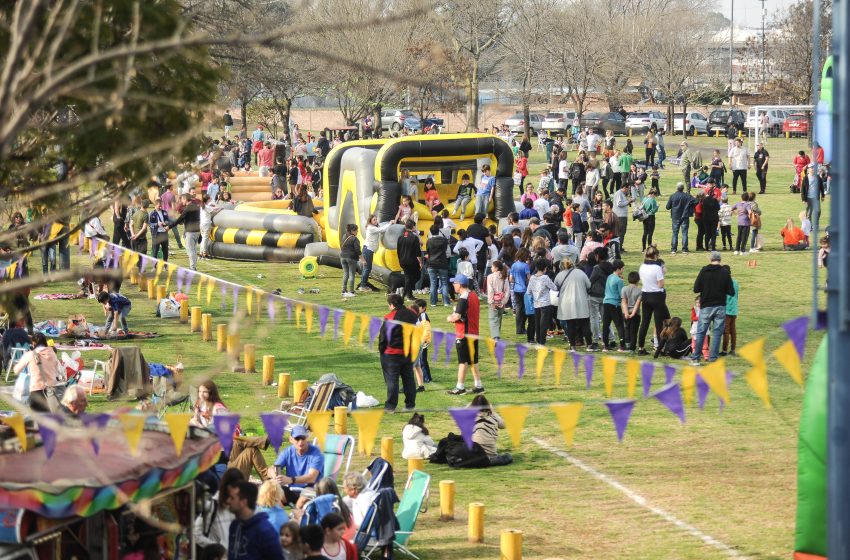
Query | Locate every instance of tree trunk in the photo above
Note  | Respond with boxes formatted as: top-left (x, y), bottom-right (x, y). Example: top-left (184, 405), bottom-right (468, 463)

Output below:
top-left (522, 68), bottom-right (532, 138)
top-left (373, 103), bottom-right (383, 139)
top-left (282, 98), bottom-right (292, 145)
top-left (240, 99), bottom-right (248, 131)
top-left (667, 102), bottom-right (674, 139)
top-left (466, 57), bottom-right (480, 132)
top-left (681, 99), bottom-right (688, 140)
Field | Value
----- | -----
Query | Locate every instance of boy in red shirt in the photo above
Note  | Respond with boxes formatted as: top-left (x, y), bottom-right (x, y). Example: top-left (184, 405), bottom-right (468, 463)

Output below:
top-left (446, 274), bottom-right (484, 395)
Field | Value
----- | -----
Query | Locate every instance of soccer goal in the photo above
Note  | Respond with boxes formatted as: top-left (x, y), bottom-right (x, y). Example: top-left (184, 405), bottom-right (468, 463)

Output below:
top-left (747, 104), bottom-right (814, 153)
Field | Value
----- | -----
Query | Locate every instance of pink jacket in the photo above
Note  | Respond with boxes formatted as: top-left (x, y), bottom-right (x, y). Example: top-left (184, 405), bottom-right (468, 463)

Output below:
top-left (14, 346), bottom-right (61, 392)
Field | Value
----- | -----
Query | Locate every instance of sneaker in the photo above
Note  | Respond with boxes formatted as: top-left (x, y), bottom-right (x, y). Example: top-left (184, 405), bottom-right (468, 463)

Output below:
top-left (470, 386), bottom-right (486, 394)
top-left (588, 343), bottom-right (600, 352)
top-left (384, 408), bottom-right (396, 414)
top-left (617, 346), bottom-right (628, 353)
top-left (733, 251), bottom-right (739, 255)
top-left (569, 346), bottom-right (577, 352)
top-left (719, 351), bottom-right (728, 357)
top-left (637, 349), bottom-right (649, 356)
top-left (417, 386), bottom-right (425, 393)
top-left (688, 358), bottom-right (701, 366)
top-left (729, 350), bottom-right (737, 357)
top-left (671, 250), bottom-right (677, 255)
top-left (357, 286), bottom-right (370, 292)
top-left (682, 250), bottom-right (690, 254)
top-left (447, 387), bottom-right (467, 395)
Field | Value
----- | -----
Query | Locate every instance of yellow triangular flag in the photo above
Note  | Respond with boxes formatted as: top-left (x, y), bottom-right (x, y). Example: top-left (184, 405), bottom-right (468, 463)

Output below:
top-left (129, 252), bottom-right (140, 272)
top-left (700, 359), bottom-right (730, 404)
top-left (549, 402), bottom-right (583, 447)
top-left (497, 405), bottom-right (530, 447)
top-left (343, 312), bottom-right (356, 346)
top-left (745, 364), bottom-right (772, 408)
top-left (206, 276), bottom-right (215, 305)
top-left (295, 304), bottom-right (303, 329)
top-left (773, 339), bottom-right (803, 385)
top-left (410, 325), bottom-right (423, 361)
top-left (306, 411), bottom-right (332, 450)
top-left (1, 414), bottom-right (27, 451)
top-left (358, 314), bottom-right (370, 345)
top-left (305, 305), bottom-right (314, 333)
top-left (738, 337), bottom-right (766, 369)
top-left (625, 359), bottom-right (640, 399)
top-left (163, 413), bottom-right (192, 455)
top-left (552, 349), bottom-right (566, 385)
top-left (197, 273), bottom-right (204, 302)
top-left (402, 323), bottom-right (413, 357)
top-left (154, 260), bottom-right (165, 285)
top-left (120, 250), bottom-right (133, 273)
top-left (246, 286), bottom-right (253, 316)
top-left (535, 346), bottom-right (549, 382)
top-left (485, 338), bottom-right (496, 362)
top-left (467, 336), bottom-right (477, 362)
top-left (6, 264), bottom-right (15, 279)
top-left (164, 264), bottom-right (175, 293)
top-left (681, 366), bottom-right (697, 406)
top-left (119, 414), bottom-right (146, 456)
top-left (254, 289), bottom-right (264, 317)
top-left (602, 357), bottom-right (617, 397)
top-left (351, 409), bottom-right (384, 455)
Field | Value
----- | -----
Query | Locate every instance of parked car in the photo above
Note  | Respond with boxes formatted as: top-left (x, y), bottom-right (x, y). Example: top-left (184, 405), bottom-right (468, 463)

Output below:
top-left (504, 112), bottom-right (545, 135)
top-left (625, 111), bottom-right (667, 132)
top-left (421, 115), bottom-right (444, 129)
top-left (783, 113), bottom-right (810, 137)
top-left (672, 112), bottom-right (709, 135)
top-left (381, 109), bottom-right (421, 132)
top-left (745, 108), bottom-right (788, 136)
top-left (708, 109), bottom-right (747, 135)
top-left (542, 110), bottom-right (577, 135)
top-left (580, 112), bottom-right (627, 135)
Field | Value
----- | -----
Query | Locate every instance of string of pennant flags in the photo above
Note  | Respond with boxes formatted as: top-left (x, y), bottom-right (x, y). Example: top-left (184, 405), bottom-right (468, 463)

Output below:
top-left (0, 236), bottom-right (822, 452)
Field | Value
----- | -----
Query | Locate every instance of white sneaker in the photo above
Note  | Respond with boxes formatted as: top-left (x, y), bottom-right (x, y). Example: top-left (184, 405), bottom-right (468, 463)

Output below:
top-left (733, 251), bottom-right (739, 255)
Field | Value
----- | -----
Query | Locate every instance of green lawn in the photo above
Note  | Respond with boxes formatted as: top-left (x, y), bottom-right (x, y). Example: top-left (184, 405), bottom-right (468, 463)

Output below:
top-left (21, 135), bottom-right (823, 559)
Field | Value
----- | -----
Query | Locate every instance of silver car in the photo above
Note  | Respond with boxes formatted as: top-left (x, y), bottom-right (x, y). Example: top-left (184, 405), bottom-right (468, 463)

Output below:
top-left (504, 112), bottom-right (545, 135)
top-left (542, 110), bottom-right (577, 135)
top-left (381, 109), bottom-right (421, 132)
top-left (672, 112), bottom-right (708, 135)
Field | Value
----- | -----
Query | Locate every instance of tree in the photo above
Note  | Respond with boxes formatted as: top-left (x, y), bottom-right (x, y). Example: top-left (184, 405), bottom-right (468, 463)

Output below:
top-left (403, 39), bottom-right (466, 127)
top-left (500, 0), bottom-right (548, 138)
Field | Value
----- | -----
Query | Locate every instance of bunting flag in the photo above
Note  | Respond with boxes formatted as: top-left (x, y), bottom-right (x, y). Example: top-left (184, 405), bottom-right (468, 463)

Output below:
top-left (664, 364), bottom-right (676, 385)
top-left (333, 309), bottom-right (343, 339)
top-left (220, 283), bottom-right (228, 310)
top-left (584, 354), bottom-right (595, 389)
top-left (549, 402), bottom-right (583, 446)
top-left (184, 269), bottom-right (196, 295)
top-left (163, 264), bottom-right (174, 293)
top-left (410, 325), bottom-right (424, 361)
top-left (232, 285), bottom-right (240, 314)
top-left (342, 312), bottom-right (356, 345)
top-left (318, 306), bottom-right (331, 336)
top-left (356, 313), bottom-right (367, 344)
top-left (260, 413), bottom-right (289, 453)
top-left (212, 414), bottom-right (241, 456)
top-left (37, 414), bottom-right (63, 459)
top-left (268, 293), bottom-right (277, 321)
top-left (572, 351), bottom-right (581, 377)
top-left (552, 348), bottom-right (566, 385)
top-left (773, 339), bottom-right (803, 385)
top-left (246, 286), bottom-right (253, 316)
top-left (307, 411), bottom-right (333, 450)
top-left (287, 301), bottom-right (294, 322)
top-left (351, 410), bottom-right (384, 456)
top-left (139, 254), bottom-right (149, 274)
top-left (626, 360), bottom-right (639, 399)
top-left (1, 414), bottom-right (28, 451)
top-left (516, 344), bottom-right (529, 379)
top-left (431, 330), bottom-right (445, 362)
top-left (745, 364), bottom-right (771, 409)
top-left (81, 413), bottom-right (110, 454)
top-left (305, 305), bottom-right (314, 333)
top-left (163, 413), bottom-right (192, 456)
top-left (467, 337), bottom-right (479, 367)
top-left (681, 366), bottom-right (697, 405)
top-left (535, 347), bottom-right (549, 382)
top-left (119, 414), bottom-right (147, 457)
top-left (602, 357), bottom-right (617, 397)
top-left (640, 362), bottom-right (654, 397)
top-left (782, 316), bottom-right (809, 358)
top-left (154, 260), bottom-right (165, 285)
top-left (295, 304), bottom-right (303, 329)
top-left (368, 317), bottom-right (382, 347)
top-left (696, 375), bottom-right (710, 409)
top-left (402, 323), bottom-right (413, 357)
top-left (700, 359), bottom-right (730, 404)
top-left (445, 333), bottom-right (456, 365)
top-left (652, 383), bottom-right (686, 423)
top-left (384, 322), bottom-right (396, 346)
top-left (90, 237), bottom-right (99, 258)
top-left (498, 405), bottom-right (530, 447)
top-left (485, 338), bottom-right (496, 362)
top-left (175, 268), bottom-right (185, 294)
top-left (206, 275), bottom-right (215, 305)
top-left (449, 408), bottom-right (478, 450)
top-left (605, 399), bottom-right (636, 442)
top-left (739, 337), bottom-right (766, 370)
top-left (494, 340), bottom-right (508, 378)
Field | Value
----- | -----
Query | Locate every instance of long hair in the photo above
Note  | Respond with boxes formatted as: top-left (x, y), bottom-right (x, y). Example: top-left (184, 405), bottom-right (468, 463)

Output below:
top-left (660, 317), bottom-right (682, 340)
top-left (198, 379), bottom-right (224, 406)
top-left (407, 412), bottom-right (429, 436)
top-left (499, 234), bottom-right (516, 262)
top-left (315, 479), bottom-right (353, 528)
top-left (490, 260), bottom-right (508, 280)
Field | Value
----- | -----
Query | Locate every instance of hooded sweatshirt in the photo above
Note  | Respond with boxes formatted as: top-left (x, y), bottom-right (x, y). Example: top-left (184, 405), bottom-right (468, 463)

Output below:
top-left (227, 511), bottom-right (283, 560)
top-left (692, 263), bottom-right (735, 308)
top-left (401, 424), bottom-right (437, 459)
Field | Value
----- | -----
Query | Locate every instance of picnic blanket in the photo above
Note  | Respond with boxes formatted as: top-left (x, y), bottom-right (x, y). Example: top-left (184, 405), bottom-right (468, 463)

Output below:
top-left (59, 331), bottom-right (161, 341)
top-left (34, 293), bottom-right (87, 300)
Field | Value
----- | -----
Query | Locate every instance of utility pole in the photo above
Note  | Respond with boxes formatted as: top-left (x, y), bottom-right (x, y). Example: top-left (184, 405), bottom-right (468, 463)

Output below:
top-left (761, 0), bottom-right (767, 89)
top-left (729, 0), bottom-right (734, 97)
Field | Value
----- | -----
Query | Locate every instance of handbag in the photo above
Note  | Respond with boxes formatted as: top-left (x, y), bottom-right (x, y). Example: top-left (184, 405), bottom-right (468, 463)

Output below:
top-left (549, 268), bottom-right (574, 304)
top-left (633, 206), bottom-right (648, 221)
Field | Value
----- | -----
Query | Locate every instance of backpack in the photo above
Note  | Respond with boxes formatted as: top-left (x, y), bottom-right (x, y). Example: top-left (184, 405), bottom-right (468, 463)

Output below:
top-left (569, 163), bottom-right (583, 180)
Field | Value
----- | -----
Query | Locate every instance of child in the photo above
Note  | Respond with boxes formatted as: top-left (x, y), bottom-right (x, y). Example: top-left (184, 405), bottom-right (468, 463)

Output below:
top-left (621, 271), bottom-right (642, 352)
top-left (570, 203), bottom-right (585, 248)
top-left (819, 235), bottom-right (830, 268)
top-left (279, 521), bottom-right (303, 560)
top-left (402, 412), bottom-right (437, 459)
top-left (455, 247), bottom-right (475, 285)
top-left (799, 210), bottom-right (813, 245)
top-left (526, 258), bottom-right (557, 346)
top-left (423, 180), bottom-right (444, 217)
top-left (690, 297), bottom-right (710, 360)
top-left (650, 164), bottom-right (661, 196)
top-left (721, 265), bottom-right (739, 357)
top-left (654, 317), bottom-right (692, 359)
top-left (395, 195), bottom-right (418, 224)
top-left (602, 259), bottom-right (627, 351)
top-left (453, 231), bottom-right (483, 270)
top-left (320, 513), bottom-right (357, 560)
top-left (538, 168), bottom-right (551, 194)
top-left (98, 291), bottom-right (131, 334)
top-left (718, 196), bottom-right (733, 250)
top-left (413, 299), bottom-right (432, 389)
top-left (439, 208), bottom-right (457, 231)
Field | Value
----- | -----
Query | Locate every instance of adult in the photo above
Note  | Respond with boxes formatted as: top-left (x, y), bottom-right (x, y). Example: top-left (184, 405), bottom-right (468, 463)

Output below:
top-left (223, 110), bottom-right (234, 137)
top-left (112, 199), bottom-right (131, 248)
top-left (97, 290), bottom-right (131, 333)
top-left (689, 252), bottom-right (736, 364)
top-left (728, 138), bottom-right (750, 194)
top-left (555, 258), bottom-right (593, 351)
top-left (666, 182), bottom-right (693, 254)
top-left (257, 142), bottom-right (275, 176)
top-left (781, 218), bottom-right (809, 250)
top-left (801, 164), bottom-right (825, 221)
top-left (474, 165), bottom-right (495, 216)
top-left (587, 248), bottom-right (612, 349)
top-left (485, 261), bottom-right (511, 340)
top-left (149, 198), bottom-right (170, 261)
top-left (641, 189), bottom-right (659, 251)
top-left (396, 220), bottom-right (422, 301)
top-left (509, 248), bottom-right (532, 336)
top-left (129, 199), bottom-right (149, 255)
top-left (339, 224), bottom-right (361, 298)
top-left (655, 128), bottom-right (666, 168)
top-left (526, 258), bottom-right (557, 346)
top-left (470, 395), bottom-right (513, 466)
top-left (194, 468), bottom-right (244, 553)
top-left (636, 247), bottom-right (670, 356)
top-left (518, 198), bottom-right (538, 220)
top-left (466, 213), bottom-right (492, 289)
top-left (679, 142), bottom-right (703, 186)
top-left (316, 130), bottom-right (331, 158)
top-left (753, 142), bottom-right (769, 194)
top-left (1, 319), bottom-right (29, 370)
top-left (59, 385), bottom-right (88, 417)
top-left (611, 183), bottom-right (631, 251)
top-left (701, 187), bottom-right (721, 251)
top-left (551, 231), bottom-right (580, 270)
top-left (13, 332), bottom-right (62, 412)
top-left (533, 189), bottom-right (551, 219)
top-left (269, 425), bottom-right (324, 506)
top-left (447, 273), bottom-right (484, 395)
top-left (425, 224), bottom-right (451, 306)
top-left (378, 294), bottom-right (418, 412)
top-left (342, 472), bottom-right (377, 528)
top-left (170, 193), bottom-right (201, 270)
top-left (227, 480), bottom-right (284, 559)
top-left (644, 131), bottom-right (656, 167)
top-left (358, 214), bottom-right (394, 292)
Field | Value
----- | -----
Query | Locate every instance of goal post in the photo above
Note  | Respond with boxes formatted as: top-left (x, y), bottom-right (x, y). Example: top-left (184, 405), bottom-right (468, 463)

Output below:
top-left (749, 104), bottom-right (814, 153)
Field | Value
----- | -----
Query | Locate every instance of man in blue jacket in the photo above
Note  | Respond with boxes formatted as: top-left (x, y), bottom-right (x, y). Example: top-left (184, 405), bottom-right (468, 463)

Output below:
top-left (227, 480), bottom-right (283, 559)
top-left (666, 182), bottom-right (695, 254)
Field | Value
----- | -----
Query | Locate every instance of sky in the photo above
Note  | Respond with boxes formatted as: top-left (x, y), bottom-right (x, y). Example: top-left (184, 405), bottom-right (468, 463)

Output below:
top-left (718, 0), bottom-right (799, 28)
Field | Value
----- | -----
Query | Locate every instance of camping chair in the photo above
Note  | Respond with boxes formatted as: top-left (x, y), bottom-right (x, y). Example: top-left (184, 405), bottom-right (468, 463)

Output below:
top-left (356, 487), bottom-right (398, 558)
top-left (4, 343), bottom-right (30, 382)
top-left (77, 359), bottom-right (108, 395)
top-left (281, 380), bottom-right (335, 430)
top-left (300, 494), bottom-right (337, 527)
top-left (363, 470), bottom-right (431, 560)
top-left (312, 433), bottom-right (355, 483)
top-left (363, 457), bottom-right (392, 492)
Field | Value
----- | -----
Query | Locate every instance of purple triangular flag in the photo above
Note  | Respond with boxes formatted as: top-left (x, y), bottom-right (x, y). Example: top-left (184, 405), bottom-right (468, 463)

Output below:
top-left (268, 294), bottom-right (276, 321)
top-left (260, 413), bottom-right (288, 453)
top-left (782, 316), bottom-right (809, 358)
top-left (494, 340), bottom-right (508, 379)
top-left (384, 321), bottom-right (396, 342)
top-left (815, 310), bottom-right (827, 330)
top-left (0, 269), bottom-right (5, 279)
top-left (516, 344), bottom-right (529, 379)
top-left (696, 375), bottom-right (710, 410)
top-left (38, 414), bottom-right (64, 459)
top-left (232, 285), bottom-right (240, 314)
top-left (318, 306), bottom-right (330, 336)
top-left (220, 283), bottom-right (228, 310)
top-left (139, 254), bottom-right (149, 274)
top-left (369, 317), bottom-right (382, 347)
top-left (89, 237), bottom-right (97, 257)
top-left (719, 371), bottom-right (734, 412)
top-left (286, 300), bottom-right (293, 321)
top-left (444, 333), bottom-right (456, 364)
top-left (572, 351), bottom-right (581, 377)
top-left (449, 408), bottom-right (478, 450)
top-left (212, 414), bottom-right (241, 456)
top-left (333, 310), bottom-right (343, 339)
top-left (652, 383), bottom-right (686, 423)
top-left (584, 354), bottom-right (595, 389)
top-left (432, 330), bottom-right (445, 362)
top-left (81, 413), bottom-right (111, 455)
top-left (641, 362), bottom-right (654, 397)
top-left (175, 268), bottom-right (185, 294)
top-left (605, 399), bottom-right (636, 442)
top-left (664, 364), bottom-right (676, 385)
top-left (111, 245), bottom-right (122, 268)
top-left (78, 230), bottom-right (84, 255)
top-left (15, 258), bottom-right (23, 277)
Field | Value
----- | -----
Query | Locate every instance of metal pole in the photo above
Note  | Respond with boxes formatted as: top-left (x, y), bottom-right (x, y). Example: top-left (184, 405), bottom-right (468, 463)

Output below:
top-left (730, 0), bottom-right (734, 95)
top-left (761, 0), bottom-right (767, 89)
top-left (829, 0), bottom-right (850, 557)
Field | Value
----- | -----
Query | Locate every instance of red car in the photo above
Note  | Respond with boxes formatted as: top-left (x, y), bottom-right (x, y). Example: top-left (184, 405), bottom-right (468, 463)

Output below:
top-left (783, 113), bottom-right (810, 136)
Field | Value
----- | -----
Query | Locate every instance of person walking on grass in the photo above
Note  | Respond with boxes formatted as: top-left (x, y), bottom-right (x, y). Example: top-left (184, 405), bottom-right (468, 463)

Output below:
top-left (688, 252), bottom-right (736, 365)
top-left (447, 274), bottom-right (484, 395)
top-left (339, 224), bottom-right (361, 298)
top-left (378, 294), bottom-right (418, 413)
top-left (720, 265), bottom-right (739, 357)
top-left (667, 182), bottom-right (694, 254)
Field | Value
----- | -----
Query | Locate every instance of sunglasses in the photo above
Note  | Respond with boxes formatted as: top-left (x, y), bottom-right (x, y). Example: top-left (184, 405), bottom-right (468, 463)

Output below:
top-left (293, 436), bottom-right (306, 442)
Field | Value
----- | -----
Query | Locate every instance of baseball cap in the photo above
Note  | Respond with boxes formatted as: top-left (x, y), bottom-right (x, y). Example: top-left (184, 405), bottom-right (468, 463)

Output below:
top-left (449, 274), bottom-right (470, 287)
top-left (291, 425), bottom-right (309, 439)
top-left (710, 251), bottom-right (722, 262)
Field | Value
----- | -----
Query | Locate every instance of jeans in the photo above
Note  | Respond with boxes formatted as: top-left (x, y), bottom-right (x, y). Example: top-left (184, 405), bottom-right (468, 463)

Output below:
top-left (488, 306), bottom-right (506, 339)
top-left (41, 244), bottom-right (57, 274)
top-left (645, 147), bottom-right (655, 166)
top-left (690, 305), bottom-right (726, 362)
top-left (359, 247), bottom-right (374, 288)
top-left (750, 228), bottom-right (760, 250)
top-left (602, 303), bottom-right (625, 348)
top-left (642, 215), bottom-right (655, 250)
top-left (184, 230), bottom-right (199, 270)
top-left (151, 233), bottom-right (169, 261)
top-left (732, 169), bottom-right (747, 192)
top-left (58, 235), bottom-right (70, 270)
top-left (380, 353), bottom-right (416, 411)
top-left (588, 296), bottom-right (603, 342)
top-left (105, 305), bottom-right (131, 332)
top-left (453, 197), bottom-right (472, 220)
top-left (341, 258), bottom-right (357, 293)
top-left (513, 291), bottom-right (530, 335)
top-left (638, 291), bottom-right (669, 349)
top-left (735, 225), bottom-right (750, 253)
top-left (671, 218), bottom-right (689, 252)
top-left (428, 267), bottom-right (450, 305)
top-left (172, 224), bottom-right (184, 248)
top-left (612, 172), bottom-right (622, 192)
top-left (474, 193), bottom-right (491, 216)
top-left (657, 145), bottom-right (666, 168)
top-left (631, 183), bottom-right (644, 203)
top-left (533, 306), bottom-right (552, 345)
top-left (563, 318), bottom-right (592, 348)
top-left (617, 217), bottom-right (628, 249)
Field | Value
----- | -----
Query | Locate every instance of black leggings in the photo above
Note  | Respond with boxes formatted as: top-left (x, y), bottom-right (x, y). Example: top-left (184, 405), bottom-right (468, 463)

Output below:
top-left (612, 172), bottom-right (622, 192)
top-left (564, 318), bottom-right (593, 348)
top-left (696, 219), bottom-right (705, 250)
top-left (732, 169), bottom-right (747, 192)
top-left (720, 225), bottom-right (733, 248)
top-left (638, 291), bottom-right (670, 349)
top-left (735, 225), bottom-right (751, 252)
top-left (602, 303), bottom-right (625, 348)
top-left (645, 147), bottom-right (655, 166)
top-left (534, 306), bottom-right (553, 346)
top-left (642, 215), bottom-right (655, 250)
top-left (703, 220), bottom-right (718, 251)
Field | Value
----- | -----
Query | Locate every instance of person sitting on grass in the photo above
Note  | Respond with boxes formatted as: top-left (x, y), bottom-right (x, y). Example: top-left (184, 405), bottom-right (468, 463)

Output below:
top-left (780, 218), bottom-right (809, 251)
top-left (402, 412), bottom-right (437, 460)
top-left (59, 385), bottom-right (88, 417)
top-left (471, 394), bottom-right (513, 467)
top-left (654, 317), bottom-right (692, 359)
top-left (97, 290), bottom-right (131, 334)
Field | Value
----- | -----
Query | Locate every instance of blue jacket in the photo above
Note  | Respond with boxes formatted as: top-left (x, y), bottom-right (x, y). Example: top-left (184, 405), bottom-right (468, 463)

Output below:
top-left (666, 191), bottom-right (695, 222)
top-left (228, 511), bottom-right (283, 560)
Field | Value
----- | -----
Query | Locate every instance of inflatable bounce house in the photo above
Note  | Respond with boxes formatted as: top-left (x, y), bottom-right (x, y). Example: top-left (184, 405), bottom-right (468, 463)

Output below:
top-left (209, 134), bottom-right (515, 278)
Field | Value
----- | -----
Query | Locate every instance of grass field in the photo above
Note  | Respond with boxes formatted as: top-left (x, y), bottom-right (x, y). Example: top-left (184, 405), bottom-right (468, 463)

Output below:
top-left (21, 134), bottom-right (825, 559)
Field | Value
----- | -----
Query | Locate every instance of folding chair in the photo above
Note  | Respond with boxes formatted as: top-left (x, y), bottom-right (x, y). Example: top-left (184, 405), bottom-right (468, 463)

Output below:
top-left (313, 433), bottom-right (355, 483)
top-left (300, 494), bottom-right (337, 527)
top-left (77, 359), bottom-right (108, 395)
top-left (363, 470), bottom-right (431, 560)
top-left (282, 381), bottom-right (335, 430)
top-left (4, 344), bottom-right (30, 382)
